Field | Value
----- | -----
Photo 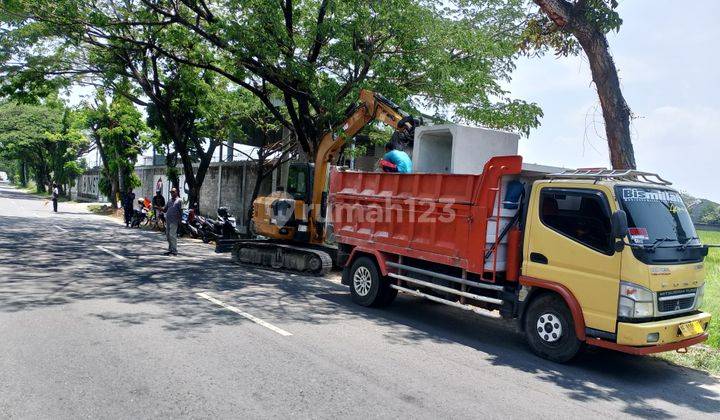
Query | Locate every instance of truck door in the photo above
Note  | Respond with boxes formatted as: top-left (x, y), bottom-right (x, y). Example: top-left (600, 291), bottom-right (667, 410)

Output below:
top-left (524, 186), bottom-right (621, 334)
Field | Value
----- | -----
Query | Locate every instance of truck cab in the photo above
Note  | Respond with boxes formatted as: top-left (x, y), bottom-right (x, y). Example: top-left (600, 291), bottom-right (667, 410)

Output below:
top-left (522, 173), bottom-right (710, 354)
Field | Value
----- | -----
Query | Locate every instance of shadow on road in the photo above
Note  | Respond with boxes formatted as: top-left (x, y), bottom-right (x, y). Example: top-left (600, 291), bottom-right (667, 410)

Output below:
top-left (312, 292), bottom-right (720, 418)
top-left (1, 208), bottom-right (718, 417)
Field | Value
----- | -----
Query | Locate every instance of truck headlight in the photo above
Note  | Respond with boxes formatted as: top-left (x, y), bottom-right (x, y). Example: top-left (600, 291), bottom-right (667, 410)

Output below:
top-left (618, 281), bottom-right (654, 318)
top-left (696, 284), bottom-right (705, 308)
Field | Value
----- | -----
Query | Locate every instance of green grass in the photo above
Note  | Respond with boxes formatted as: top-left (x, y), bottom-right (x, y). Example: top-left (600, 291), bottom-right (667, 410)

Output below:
top-left (659, 346), bottom-right (720, 376)
top-left (657, 230), bottom-right (720, 375)
top-left (87, 204), bottom-right (118, 215)
top-left (698, 230), bottom-right (720, 347)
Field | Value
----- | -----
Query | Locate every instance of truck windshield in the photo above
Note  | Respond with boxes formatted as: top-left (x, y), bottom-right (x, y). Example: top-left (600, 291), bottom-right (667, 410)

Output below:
top-left (617, 186), bottom-right (698, 246)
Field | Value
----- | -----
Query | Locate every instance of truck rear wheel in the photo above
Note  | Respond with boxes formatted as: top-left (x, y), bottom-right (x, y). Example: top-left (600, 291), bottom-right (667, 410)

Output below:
top-left (349, 256), bottom-right (396, 307)
top-left (524, 294), bottom-right (582, 363)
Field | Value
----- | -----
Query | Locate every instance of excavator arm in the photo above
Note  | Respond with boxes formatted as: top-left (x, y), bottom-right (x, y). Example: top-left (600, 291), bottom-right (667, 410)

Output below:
top-left (308, 89), bottom-right (415, 242)
top-left (235, 90), bottom-right (416, 274)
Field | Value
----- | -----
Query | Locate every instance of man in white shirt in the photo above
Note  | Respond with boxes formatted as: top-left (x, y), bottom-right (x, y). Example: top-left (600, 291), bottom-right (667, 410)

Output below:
top-left (51, 183), bottom-right (59, 213)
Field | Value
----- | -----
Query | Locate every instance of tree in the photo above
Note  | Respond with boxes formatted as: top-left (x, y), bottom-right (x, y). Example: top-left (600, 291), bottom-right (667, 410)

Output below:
top-left (1, 1), bottom-right (252, 211)
top-left (2, 0), bottom-right (545, 206)
top-left (82, 91), bottom-right (146, 207)
top-left (522, 0), bottom-right (636, 169)
top-left (0, 98), bottom-right (87, 193)
top-left (215, 90), bottom-right (296, 227)
top-left (701, 207), bottom-right (720, 226)
top-left (0, 157), bottom-right (19, 184)
top-left (46, 108), bottom-right (90, 194)
top-left (112, 0), bottom-right (543, 160)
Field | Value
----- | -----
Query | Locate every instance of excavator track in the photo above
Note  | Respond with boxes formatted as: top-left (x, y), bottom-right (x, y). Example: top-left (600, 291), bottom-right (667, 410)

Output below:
top-left (231, 240), bottom-right (333, 276)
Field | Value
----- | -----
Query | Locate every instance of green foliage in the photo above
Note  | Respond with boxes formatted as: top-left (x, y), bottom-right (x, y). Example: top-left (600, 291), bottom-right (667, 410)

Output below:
top-left (682, 193), bottom-right (720, 225)
top-left (0, 97), bottom-right (87, 192)
top-left (698, 230), bottom-right (720, 348)
top-left (1, 0), bottom-right (544, 162)
top-left (702, 207), bottom-right (720, 225)
top-left (83, 91), bottom-right (147, 195)
top-left (45, 107), bottom-right (90, 187)
top-left (165, 166), bottom-right (180, 189)
top-left (63, 159), bottom-right (85, 185)
top-left (0, 156), bottom-right (19, 181)
top-left (127, 171), bottom-right (141, 189)
top-left (166, 0), bottom-right (543, 143)
top-left (98, 174), bottom-right (111, 197)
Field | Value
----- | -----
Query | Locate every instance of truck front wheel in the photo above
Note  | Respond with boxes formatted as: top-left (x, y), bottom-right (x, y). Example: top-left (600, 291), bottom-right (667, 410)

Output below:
top-left (349, 256), bottom-right (396, 307)
top-left (524, 294), bottom-right (582, 363)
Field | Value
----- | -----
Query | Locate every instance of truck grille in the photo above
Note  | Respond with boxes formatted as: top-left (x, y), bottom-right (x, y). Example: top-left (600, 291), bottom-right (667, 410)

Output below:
top-left (657, 288), bottom-right (696, 313)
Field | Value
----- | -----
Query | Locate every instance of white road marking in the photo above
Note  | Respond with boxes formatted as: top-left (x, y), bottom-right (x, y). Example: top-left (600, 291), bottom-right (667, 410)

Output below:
top-left (95, 245), bottom-right (127, 260)
top-left (196, 292), bottom-right (293, 336)
top-left (54, 225), bottom-right (68, 233)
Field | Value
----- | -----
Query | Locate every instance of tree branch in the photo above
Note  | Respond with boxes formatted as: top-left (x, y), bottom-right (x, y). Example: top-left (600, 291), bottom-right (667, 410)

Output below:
top-left (533, 0), bottom-right (573, 28)
top-left (307, 0), bottom-right (329, 63)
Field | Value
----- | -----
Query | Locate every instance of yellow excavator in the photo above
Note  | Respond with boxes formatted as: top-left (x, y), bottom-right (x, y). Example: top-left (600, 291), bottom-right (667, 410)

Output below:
top-left (231, 90), bottom-right (418, 275)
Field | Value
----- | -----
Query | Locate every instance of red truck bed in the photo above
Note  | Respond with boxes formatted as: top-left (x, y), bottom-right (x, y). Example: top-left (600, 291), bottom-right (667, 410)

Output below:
top-left (329, 156), bottom-right (523, 276)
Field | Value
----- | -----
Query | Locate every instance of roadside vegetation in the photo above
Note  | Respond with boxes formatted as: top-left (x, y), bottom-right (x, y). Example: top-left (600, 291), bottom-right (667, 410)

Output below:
top-left (0, 99), bottom-right (89, 195)
top-left (657, 229), bottom-right (720, 375)
top-left (87, 204), bottom-right (118, 216)
top-left (698, 230), bottom-right (719, 347)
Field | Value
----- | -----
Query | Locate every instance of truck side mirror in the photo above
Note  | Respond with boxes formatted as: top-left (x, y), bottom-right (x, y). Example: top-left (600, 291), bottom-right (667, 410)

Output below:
top-left (611, 210), bottom-right (629, 239)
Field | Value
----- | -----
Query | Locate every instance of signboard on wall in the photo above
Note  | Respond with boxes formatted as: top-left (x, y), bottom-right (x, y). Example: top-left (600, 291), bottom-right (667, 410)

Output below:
top-left (78, 174), bottom-right (101, 199)
top-left (152, 174), bottom-right (189, 206)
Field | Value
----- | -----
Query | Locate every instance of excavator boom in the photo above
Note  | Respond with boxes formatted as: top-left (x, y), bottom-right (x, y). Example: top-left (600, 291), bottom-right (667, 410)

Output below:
top-left (308, 89), bottom-right (412, 242)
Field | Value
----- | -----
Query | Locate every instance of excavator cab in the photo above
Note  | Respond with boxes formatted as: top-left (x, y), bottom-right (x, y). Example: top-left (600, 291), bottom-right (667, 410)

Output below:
top-left (286, 162), bottom-right (313, 203)
top-left (251, 162), bottom-right (314, 242)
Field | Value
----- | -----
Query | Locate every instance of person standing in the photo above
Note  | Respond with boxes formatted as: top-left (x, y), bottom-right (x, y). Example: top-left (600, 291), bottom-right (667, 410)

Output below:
top-left (152, 189), bottom-right (166, 222)
top-left (163, 188), bottom-right (182, 256)
top-left (51, 183), bottom-right (59, 212)
top-left (122, 187), bottom-right (136, 227)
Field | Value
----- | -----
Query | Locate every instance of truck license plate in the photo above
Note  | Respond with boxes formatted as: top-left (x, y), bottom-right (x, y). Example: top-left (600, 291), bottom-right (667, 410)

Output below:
top-left (678, 321), bottom-right (703, 337)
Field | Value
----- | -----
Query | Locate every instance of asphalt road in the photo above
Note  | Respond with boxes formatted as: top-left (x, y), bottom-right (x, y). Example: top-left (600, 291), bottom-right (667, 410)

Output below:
top-left (0, 183), bottom-right (718, 419)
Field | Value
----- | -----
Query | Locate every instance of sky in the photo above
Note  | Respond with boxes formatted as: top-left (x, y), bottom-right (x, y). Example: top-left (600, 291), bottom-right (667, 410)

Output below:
top-left (508, 0), bottom-right (720, 202)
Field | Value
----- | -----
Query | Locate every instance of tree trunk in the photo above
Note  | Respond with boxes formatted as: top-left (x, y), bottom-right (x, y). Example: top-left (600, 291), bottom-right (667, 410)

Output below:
top-left (246, 168), bottom-right (266, 231)
top-left (574, 27), bottom-right (636, 169)
top-left (19, 160), bottom-right (27, 186)
top-left (187, 185), bottom-right (200, 213)
top-left (93, 133), bottom-right (120, 208)
top-left (170, 131), bottom-right (218, 214)
top-left (34, 164), bottom-right (47, 193)
top-left (534, 0), bottom-right (637, 169)
top-left (111, 178), bottom-right (119, 209)
top-left (116, 149), bottom-right (125, 194)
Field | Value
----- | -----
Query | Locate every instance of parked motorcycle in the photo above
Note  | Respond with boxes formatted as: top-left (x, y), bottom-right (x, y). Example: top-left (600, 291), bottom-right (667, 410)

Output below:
top-left (197, 207), bottom-right (239, 243)
top-left (130, 198), bottom-right (150, 228)
top-left (178, 208), bottom-right (203, 238)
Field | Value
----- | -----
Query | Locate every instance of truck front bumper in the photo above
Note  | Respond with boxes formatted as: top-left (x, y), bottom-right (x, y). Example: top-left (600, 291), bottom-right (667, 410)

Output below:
top-left (586, 311), bottom-right (711, 355)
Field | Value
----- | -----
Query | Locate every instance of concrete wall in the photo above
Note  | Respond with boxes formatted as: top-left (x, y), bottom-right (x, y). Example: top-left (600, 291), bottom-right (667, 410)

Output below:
top-left (73, 168), bottom-right (107, 202)
top-left (74, 161), bottom-right (280, 228)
